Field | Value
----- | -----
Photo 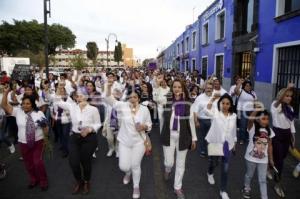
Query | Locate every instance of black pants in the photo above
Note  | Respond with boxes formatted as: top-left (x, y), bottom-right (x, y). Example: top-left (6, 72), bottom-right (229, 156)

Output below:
top-left (5, 116), bottom-right (18, 144)
top-left (272, 127), bottom-right (292, 182)
top-left (56, 122), bottom-right (71, 154)
top-left (69, 133), bottom-right (98, 182)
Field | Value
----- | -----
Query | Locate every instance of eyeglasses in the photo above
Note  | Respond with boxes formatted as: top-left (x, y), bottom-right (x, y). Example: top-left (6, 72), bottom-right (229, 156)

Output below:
top-left (256, 141), bottom-right (268, 146)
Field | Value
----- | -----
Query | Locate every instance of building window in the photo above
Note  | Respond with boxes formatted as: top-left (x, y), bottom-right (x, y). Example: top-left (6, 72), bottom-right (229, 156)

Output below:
top-left (181, 40), bottom-right (184, 55)
top-left (216, 10), bottom-right (225, 40)
top-left (235, 0), bottom-right (255, 35)
top-left (276, 0), bottom-right (300, 16)
top-left (202, 22), bottom-right (209, 45)
top-left (192, 59), bottom-right (196, 71)
top-left (177, 43), bottom-right (180, 56)
top-left (192, 31), bottom-right (197, 50)
top-left (215, 54), bottom-right (224, 81)
top-left (185, 60), bottom-right (189, 71)
top-left (201, 57), bottom-right (208, 80)
top-left (186, 37), bottom-right (189, 53)
top-left (275, 45), bottom-right (300, 117)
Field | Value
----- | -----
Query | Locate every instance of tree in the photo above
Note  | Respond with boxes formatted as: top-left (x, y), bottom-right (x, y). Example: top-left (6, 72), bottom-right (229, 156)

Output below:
top-left (114, 42), bottom-right (123, 66)
top-left (86, 42), bottom-right (98, 67)
top-left (71, 54), bottom-right (87, 70)
top-left (0, 20), bottom-right (76, 56)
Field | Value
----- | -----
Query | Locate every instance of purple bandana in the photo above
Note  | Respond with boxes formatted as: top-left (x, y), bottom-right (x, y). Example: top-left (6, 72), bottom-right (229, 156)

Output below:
top-left (172, 98), bottom-right (185, 131)
top-left (26, 113), bottom-right (36, 148)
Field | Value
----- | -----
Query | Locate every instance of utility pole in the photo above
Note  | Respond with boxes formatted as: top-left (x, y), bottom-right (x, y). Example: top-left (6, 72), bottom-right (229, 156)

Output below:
top-left (44, 0), bottom-right (51, 79)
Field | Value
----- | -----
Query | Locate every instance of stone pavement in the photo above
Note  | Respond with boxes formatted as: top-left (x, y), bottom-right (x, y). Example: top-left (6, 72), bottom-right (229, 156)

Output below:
top-left (0, 124), bottom-right (300, 199)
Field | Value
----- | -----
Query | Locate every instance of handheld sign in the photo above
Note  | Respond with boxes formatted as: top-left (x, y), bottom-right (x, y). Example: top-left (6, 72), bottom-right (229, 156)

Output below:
top-left (11, 64), bottom-right (33, 81)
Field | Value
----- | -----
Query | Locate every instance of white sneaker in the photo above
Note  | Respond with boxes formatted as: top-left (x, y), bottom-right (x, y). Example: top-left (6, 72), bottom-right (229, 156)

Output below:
top-left (8, 145), bottom-right (15, 154)
top-left (207, 173), bottom-right (215, 185)
top-left (123, 173), bottom-right (131, 185)
top-left (293, 167), bottom-right (299, 178)
top-left (220, 191), bottom-right (230, 199)
top-left (106, 149), bottom-right (114, 157)
top-left (132, 187), bottom-right (140, 199)
top-left (92, 153), bottom-right (96, 159)
top-left (95, 147), bottom-right (99, 151)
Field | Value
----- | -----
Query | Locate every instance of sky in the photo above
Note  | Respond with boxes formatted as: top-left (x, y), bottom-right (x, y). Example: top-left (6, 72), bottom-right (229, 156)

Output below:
top-left (0, 0), bottom-right (215, 60)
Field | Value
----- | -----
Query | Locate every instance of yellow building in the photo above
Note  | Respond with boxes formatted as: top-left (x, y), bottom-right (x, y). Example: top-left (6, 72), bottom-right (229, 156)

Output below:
top-left (122, 44), bottom-right (137, 67)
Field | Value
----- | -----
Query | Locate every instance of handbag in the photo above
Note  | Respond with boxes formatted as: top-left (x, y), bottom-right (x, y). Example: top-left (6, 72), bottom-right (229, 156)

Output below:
top-left (131, 110), bottom-right (152, 156)
top-left (207, 143), bottom-right (224, 156)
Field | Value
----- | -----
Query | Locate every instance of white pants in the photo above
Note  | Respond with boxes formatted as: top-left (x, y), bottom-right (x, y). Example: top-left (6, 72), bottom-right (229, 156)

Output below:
top-left (158, 106), bottom-right (164, 133)
top-left (119, 142), bottom-right (145, 188)
top-left (106, 128), bottom-right (119, 152)
top-left (163, 133), bottom-right (188, 190)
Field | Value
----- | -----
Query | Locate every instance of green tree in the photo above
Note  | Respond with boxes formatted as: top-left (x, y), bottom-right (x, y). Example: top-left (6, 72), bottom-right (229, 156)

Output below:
top-left (86, 42), bottom-right (98, 67)
top-left (0, 20), bottom-right (76, 56)
top-left (71, 54), bottom-right (87, 70)
top-left (114, 42), bottom-right (123, 66)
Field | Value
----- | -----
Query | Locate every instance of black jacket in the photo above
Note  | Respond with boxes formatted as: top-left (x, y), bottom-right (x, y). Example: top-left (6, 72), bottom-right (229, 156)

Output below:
top-left (160, 95), bottom-right (192, 151)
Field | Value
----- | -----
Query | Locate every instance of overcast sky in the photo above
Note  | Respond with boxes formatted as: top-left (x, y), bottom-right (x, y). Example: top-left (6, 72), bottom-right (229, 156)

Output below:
top-left (0, 0), bottom-right (214, 59)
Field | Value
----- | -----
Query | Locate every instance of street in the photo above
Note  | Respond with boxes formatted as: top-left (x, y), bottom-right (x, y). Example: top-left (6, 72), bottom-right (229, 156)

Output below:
top-left (0, 125), bottom-right (300, 199)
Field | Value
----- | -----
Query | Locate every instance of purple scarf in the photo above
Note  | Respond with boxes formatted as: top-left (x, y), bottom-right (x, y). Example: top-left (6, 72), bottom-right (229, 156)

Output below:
top-left (172, 98), bottom-right (185, 131)
top-left (282, 103), bottom-right (295, 121)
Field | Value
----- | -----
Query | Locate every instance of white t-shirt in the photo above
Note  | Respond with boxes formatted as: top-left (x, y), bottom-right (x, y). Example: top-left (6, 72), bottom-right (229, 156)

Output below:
top-left (245, 126), bottom-right (275, 164)
top-left (237, 90), bottom-right (257, 111)
top-left (12, 107), bottom-right (46, 144)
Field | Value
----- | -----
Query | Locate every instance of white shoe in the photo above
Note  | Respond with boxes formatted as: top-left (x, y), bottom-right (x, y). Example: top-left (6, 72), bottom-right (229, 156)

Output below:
top-left (92, 153), bottom-right (97, 159)
top-left (207, 173), bottom-right (215, 185)
top-left (95, 147), bottom-right (99, 151)
top-left (293, 167), bottom-right (299, 178)
top-left (123, 173), bottom-right (131, 185)
top-left (106, 149), bottom-right (114, 157)
top-left (132, 187), bottom-right (140, 199)
top-left (220, 191), bottom-right (230, 199)
top-left (8, 145), bottom-right (15, 154)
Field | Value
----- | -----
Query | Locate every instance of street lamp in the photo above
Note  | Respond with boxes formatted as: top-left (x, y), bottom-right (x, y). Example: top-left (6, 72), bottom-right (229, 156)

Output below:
top-left (44, 0), bottom-right (51, 79)
top-left (105, 33), bottom-right (118, 68)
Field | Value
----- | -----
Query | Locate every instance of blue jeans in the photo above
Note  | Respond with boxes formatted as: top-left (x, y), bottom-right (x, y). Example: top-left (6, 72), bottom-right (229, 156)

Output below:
top-left (208, 155), bottom-right (230, 192)
top-left (196, 119), bottom-right (211, 155)
top-left (238, 111), bottom-right (251, 142)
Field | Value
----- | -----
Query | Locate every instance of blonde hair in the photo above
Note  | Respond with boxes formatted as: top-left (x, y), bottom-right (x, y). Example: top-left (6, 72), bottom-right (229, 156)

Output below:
top-left (276, 88), bottom-right (293, 101)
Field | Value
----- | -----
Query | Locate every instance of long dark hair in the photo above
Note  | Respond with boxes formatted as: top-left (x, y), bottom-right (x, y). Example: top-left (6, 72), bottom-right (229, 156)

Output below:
top-left (22, 95), bottom-right (39, 112)
top-left (242, 80), bottom-right (255, 99)
top-left (253, 110), bottom-right (271, 140)
top-left (217, 93), bottom-right (234, 114)
top-left (170, 79), bottom-right (190, 101)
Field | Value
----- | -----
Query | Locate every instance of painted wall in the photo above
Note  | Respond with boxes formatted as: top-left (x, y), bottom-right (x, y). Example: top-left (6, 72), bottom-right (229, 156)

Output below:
top-left (256, 0), bottom-right (300, 83)
top-left (198, 0), bottom-right (233, 78)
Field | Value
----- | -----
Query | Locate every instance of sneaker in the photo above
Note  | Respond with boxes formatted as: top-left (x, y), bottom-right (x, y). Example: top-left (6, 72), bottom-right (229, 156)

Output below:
top-left (207, 173), bottom-right (215, 185)
top-left (267, 170), bottom-right (273, 180)
top-left (106, 149), bottom-right (114, 157)
top-left (123, 173), bottom-right (131, 185)
top-left (274, 184), bottom-right (285, 198)
top-left (19, 157), bottom-right (23, 161)
top-left (293, 167), bottom-right (299, 178)
top-left (132, 187), bottom-right (140, 199)
top-left (220, 191), bottom-right (230, 199)
top-left (164, 171), bottom-right (171, 181)
top-left (174, 189), bottom-right (185, 199)
top-left (92, 153), bottom-right (96, 159)
top-left (8, 145), bottom-right (15, 154)
top-left (95, 147), bottom-right (99, 151)
top-left (242, 188), bottom-right (251, 199)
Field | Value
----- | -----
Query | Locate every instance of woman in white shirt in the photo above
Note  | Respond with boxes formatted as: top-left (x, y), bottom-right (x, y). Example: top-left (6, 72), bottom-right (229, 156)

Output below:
top-left (1, 87), bottom-right (49, 191)
top-left (235, 80), bottom-right (257, 145)
top-left (270, 84), bottom-right (296, 197)
top-left (153, 74), bottom-right (170, 133)
top-left (160, 79), bottom-right (197, 199)
top-left (105, 76), bottom-right (152, 199)
top-left (205, 93), bottom-right (237, 199)
top-left (55, 89), bottom-right (101, 195)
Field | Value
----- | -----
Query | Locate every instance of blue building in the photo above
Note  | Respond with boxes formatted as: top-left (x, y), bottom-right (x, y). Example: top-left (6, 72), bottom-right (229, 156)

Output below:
top-left (161, 0), bottom-right (300, 116)
top-left (231, 0), bottom-right (300, 116)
